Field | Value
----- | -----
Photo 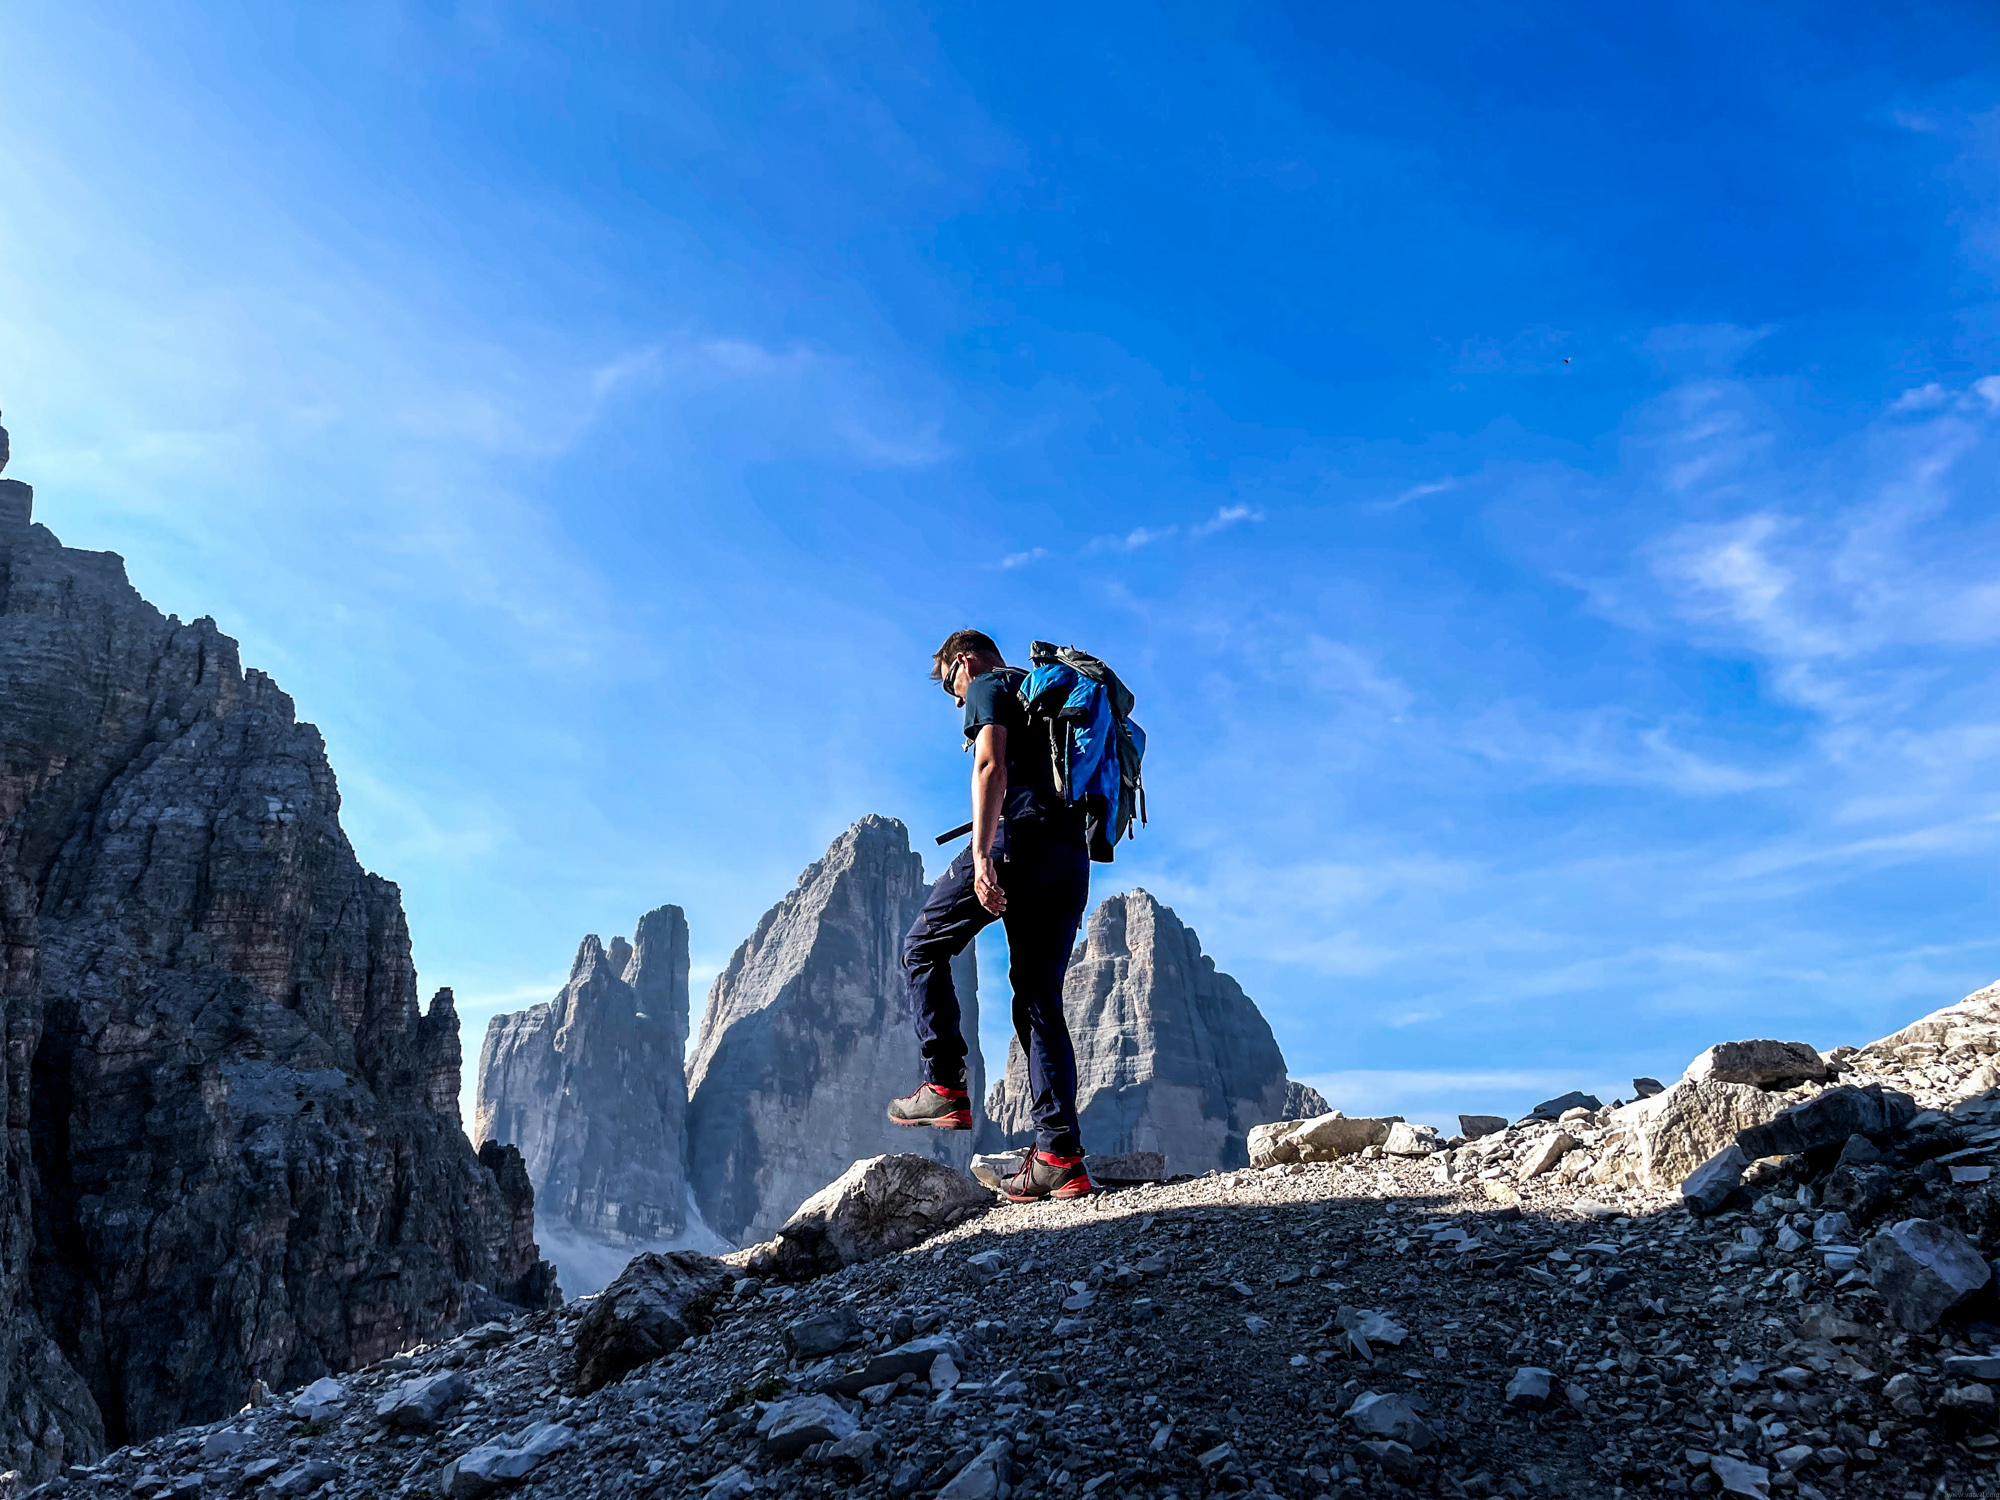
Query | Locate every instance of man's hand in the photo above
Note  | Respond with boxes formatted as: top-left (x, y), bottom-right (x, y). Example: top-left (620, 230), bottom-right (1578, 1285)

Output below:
top-left (974, 851), bottom-right (1007, 915)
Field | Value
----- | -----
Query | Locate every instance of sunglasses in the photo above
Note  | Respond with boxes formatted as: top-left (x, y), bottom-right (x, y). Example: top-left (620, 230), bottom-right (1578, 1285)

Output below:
top-left (940, 655), bottom-right (964, 696)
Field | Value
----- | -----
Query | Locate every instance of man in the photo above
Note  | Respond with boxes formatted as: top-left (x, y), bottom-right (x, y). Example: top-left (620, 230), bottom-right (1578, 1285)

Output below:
top-left (888, 629), bottom-right (1095, 1201)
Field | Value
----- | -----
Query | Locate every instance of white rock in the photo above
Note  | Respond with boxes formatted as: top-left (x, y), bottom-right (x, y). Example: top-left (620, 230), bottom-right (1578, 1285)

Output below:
top-left (1383, 1122), bottom-right (1441, 1157)
top-left (1517, 1132), bottom-right (1576, 1181)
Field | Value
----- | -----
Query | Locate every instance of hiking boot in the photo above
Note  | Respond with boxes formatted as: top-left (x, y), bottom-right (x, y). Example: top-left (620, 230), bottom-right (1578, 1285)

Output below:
top-left (1003, 1149), bottom-right (1094, 1202)
top-left (887, 1083), bottom-right (972, 1130)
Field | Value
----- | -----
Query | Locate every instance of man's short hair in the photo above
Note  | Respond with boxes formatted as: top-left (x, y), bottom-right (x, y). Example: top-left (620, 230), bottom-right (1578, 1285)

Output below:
top-left (930, 629), bottom-right (1000, 683)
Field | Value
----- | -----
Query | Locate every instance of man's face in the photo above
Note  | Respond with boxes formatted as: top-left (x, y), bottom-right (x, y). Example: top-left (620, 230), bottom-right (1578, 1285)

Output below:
top-left (942, 655), bottom-right (967, 706)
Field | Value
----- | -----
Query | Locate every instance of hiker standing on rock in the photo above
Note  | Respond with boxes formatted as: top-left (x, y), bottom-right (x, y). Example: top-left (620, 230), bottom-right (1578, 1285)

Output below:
top-left (888, 629), bottom-right (1098, 1201)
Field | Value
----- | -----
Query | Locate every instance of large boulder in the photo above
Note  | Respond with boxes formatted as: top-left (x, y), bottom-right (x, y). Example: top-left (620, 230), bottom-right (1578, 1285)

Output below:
top-left (1250, 1112), bottom-right (1402, 1168)
top-left (570, 1251), bottom-right (734, 1393)
top-left (984, 891), bottom-right (1294, 1173)
top-left (1864, 1219), bottom-right (1993, 1331)
top-left (684, 818), bottom-right (981, 1246)
top-left (1608, 1080), bottom-right (1795, 1190)
top-left (1735, 1084), bottom-right (1916, 1161)
top-left (1684, 1040), bottom-right (1830, 1089)
top-left (743, 1154), bottom-right (990, 1280)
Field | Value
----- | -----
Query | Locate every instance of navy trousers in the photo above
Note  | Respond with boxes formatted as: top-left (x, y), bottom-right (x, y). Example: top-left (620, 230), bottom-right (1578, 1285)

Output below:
top-left (902, 821), bottom-right (1091, 1156)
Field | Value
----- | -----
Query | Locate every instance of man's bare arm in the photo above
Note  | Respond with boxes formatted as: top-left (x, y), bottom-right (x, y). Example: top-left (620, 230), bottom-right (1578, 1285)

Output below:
top-left (971, 723), bottom-right (1008, 914)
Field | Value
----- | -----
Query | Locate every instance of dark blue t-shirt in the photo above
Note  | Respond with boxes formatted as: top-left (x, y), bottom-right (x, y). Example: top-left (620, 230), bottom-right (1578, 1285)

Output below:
top-left (962, 668), bottom-right (1083, 838)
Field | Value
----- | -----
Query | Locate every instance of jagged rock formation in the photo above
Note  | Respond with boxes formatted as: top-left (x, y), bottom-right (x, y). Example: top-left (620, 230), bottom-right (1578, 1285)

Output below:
top-left (474, 907), bottom-right (696, 1275)
top-left (983, 889), bottom-right (1291, 1172)
top-left (0, 434), bottom-right (555, 1473)
top-left (1282, 1079), bottom-right (1331, 1119)
top-left (684, 817), bottom-right (979, 1247)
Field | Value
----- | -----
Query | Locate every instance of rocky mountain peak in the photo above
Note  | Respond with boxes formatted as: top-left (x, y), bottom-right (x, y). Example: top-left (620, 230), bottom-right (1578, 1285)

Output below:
top-left (985, 887), bottom-right (1293, 1172)
top-left (684, 816), bottom-right (980, 1247)
top-left (0, 446), bottom-right (557, 1473)
top-left (476, 904), bottom-right (695, 1283)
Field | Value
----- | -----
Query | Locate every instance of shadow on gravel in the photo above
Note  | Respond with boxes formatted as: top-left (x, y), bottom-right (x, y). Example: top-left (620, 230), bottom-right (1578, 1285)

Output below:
top-left (875, 1158), bottom-right (1990, 1500)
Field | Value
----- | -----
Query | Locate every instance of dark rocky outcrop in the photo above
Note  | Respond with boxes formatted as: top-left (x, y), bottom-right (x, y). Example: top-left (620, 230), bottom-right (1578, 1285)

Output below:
top-left (983, 889), bottom-right (1291, 1172)
top-left (684, 817), bottom-right (979, 1247)
top-left (0, 430), bottom-right (556, 1472)
top-left (475, 907), bottom-right (694, 1252)
top-left (1283, 1079), bottom-right (1332, 1119)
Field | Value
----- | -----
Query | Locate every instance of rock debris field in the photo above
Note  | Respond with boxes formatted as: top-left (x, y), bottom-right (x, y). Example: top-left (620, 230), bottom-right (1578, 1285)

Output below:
top-left (43, 982), bottom-right (2000, 1500)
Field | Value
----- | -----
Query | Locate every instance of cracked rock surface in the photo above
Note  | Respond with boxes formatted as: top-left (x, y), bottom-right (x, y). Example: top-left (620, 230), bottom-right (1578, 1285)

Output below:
top-left (0, 453), bottom-right (557, 1476)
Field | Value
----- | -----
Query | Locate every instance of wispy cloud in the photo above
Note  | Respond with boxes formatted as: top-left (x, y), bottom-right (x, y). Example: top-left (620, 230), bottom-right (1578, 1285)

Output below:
top-left (998, 547), bottom-right (1048, 569)
top-left (1372, 477), bottom-right (1456, 513)
top-left (1191, 502), bottom-right (1264, 537)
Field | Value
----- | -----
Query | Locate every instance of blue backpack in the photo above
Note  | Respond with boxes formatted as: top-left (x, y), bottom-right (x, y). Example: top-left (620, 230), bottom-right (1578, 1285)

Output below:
top-left (1019, 641), bottom-right (1147, 862)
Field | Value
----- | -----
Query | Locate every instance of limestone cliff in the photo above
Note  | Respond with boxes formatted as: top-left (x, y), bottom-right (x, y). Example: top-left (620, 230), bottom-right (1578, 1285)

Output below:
top-left (475, 906), bottom-right (695, 1265)
top-left (983, 889), bottom-right (1291, 1172)
top-left (0, 431), bottom-right (555, 1471)
top-left (684, 817), bottom-right (979, 1246)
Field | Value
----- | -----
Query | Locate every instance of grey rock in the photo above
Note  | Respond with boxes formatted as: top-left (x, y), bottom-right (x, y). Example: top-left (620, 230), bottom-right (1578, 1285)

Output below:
top-left (374, 1370), bottom-right (471, 1430)
top-left (743, 1154), bottom-right (990, 1280)
top-left (1708, 1454), bottom-right (1771, 1497)
top-left (1384, 1122), bottom-right (1441, 1157)
top-left (783, 1307), bottom-right (860, 1358)
top-left (1864, 1218), bottom-right (1992, 1330)
top-left (1943, 1355), bottom-right (2000, 1380)
top-left (1345, 1391), bottom-right (1437, 1450)
top-left (1683, 1040), bottom-right (1829, 1089)
top-left (1281, 1080), bottom-right (1331, 1119)
top-left (1682, 1144), bottom-right (1749, 1214)
top-left (822, 1335), bottom-right (965, 1398)
top-left (756, 1395), bottom-right (856, 1458)
top-left (702, 1467), bottom-right (758, 1500)
top-left (288, 1378), bottom-right (346, 1421)
top-left (1087, 1150), bottom-right (1169, 1182)
top-left (1631, 1077), bottom-right (1665, 1098)
top-left (1249, 1112), bottom-right (1402, 1168)
top-left (0, 475), bottom-right (560, 1470)
top-left (936, 1437), bottom-right (1012, 1500)
top-left (1529, 1091), bottom-right (1601, 1120)
top-left (1811, 1212), bottom-right (1852, 1243)
top-left (445, 1422), bottom-right (575, 1498)
top-left (570, 1250), bottom-right (734, 1393)
top-left (1505, 1367), bottom-right (1553, 1409)
top-left (198, 1429), bottom-right (249, 1462)
top-left (1458, 1114), bottom-right (1508, 1139)
top-left (985, 890), bottom-right (1291, 1173)
top-left (475, 907), bottom-right (694, 1261)
top-left (1735, 1084), bottom-right (1917, 1161)
top-left (269, 1460), bottom-right (341, 1497)
top-left (685, 817), bottom-right (981, 1245)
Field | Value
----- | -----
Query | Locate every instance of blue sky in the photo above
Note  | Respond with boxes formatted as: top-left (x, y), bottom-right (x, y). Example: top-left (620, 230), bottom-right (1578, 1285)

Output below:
top-left (4, 2), bottom-right (1999, 1134)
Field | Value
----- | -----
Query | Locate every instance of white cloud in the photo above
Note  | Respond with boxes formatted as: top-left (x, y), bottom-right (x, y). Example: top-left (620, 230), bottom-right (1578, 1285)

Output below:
top-left (1372, 477), bottom-right (1455, 513)
top-left (1191, 502), bottom-right (1264, 537)
top-left (999, 547), bottom-right (1048, 569)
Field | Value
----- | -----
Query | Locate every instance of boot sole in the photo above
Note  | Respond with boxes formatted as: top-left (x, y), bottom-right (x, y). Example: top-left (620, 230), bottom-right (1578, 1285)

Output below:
top-left (1003, 1177), bottom-right (1094, 1203)
top-left (887, 1110), bottom-right (973, 1130)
